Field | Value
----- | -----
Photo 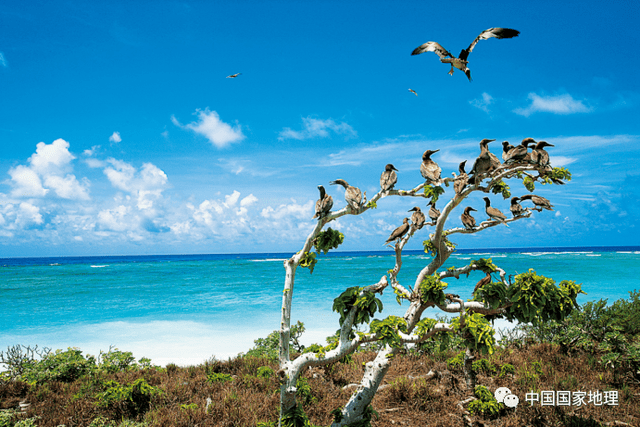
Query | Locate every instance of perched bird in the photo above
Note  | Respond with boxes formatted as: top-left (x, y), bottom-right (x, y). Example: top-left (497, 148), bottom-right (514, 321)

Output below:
top-left (420, 149), bottom-right (441, 184)
top-left (461, 206), bottom-right (477, 230)
top-left (473, 273), bottom-right (492, 294)
top-left (408, 88), bottom-right (418, 96)
top-left (510, 197), bottom-right (525, 217)
top-left (226, 73), bottom-right (241, 78)
top-left (504, 138), bottom-right (533, 164)
top-left (385, 218), bottom-right (410, 244)
top-left (409, 206), bottom-right (426, 230)
top-left (470, 139), bottom-right (497, 179)
top-left (330, 179), bottom-right (363, 211)
top-left (519, 194), bottom-right (554, 211)
top-left (483, 197), bottom-right (508, 226)
top-left (380, 164), bottom-right (399, 192)
top-left (501, 141), bottom-right (515, 162)
top-left (411, 27), bottom-right (520, 81)
top-left (312, 185), bottom-right (333, 219)
top-left (530, 141), bottom-right (554, 167)
top-left (454, 160), bottom-right (469, 195)
top-left (428, 201), bottom-right (441, 224)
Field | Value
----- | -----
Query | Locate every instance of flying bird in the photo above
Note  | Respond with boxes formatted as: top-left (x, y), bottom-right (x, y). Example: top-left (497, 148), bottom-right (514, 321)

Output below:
top-left (454, 160), bottom-right (469, 195)
top-left (519, 194), bottom-right (554, 211)
top-left (408, 88), bottom-right (418, 96)
top-left (420, 149), bottom-right (441, 184)
top-left (330, 179), bottom-right (363, 211)
top-left (461, 206), bottom-right (477, 230)
top-left (483, 197), bottom-right (509, 226)
top-left (312, 185), bottom-right (333, 220)
top-left (411, 27), bottom-right (520, 81)
top-left (409, 206), bottom-right (426, 230)
top-left (226, 73), bottom-right (241, 78)
top-left (380, 164), bottom-right (398, 192)
top-left (385, 218), bottom-right (411, 244)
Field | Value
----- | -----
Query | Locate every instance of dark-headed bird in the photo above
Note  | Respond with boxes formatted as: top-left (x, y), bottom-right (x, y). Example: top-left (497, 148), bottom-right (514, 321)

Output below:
top-left (473, 273), bottom-right (492, 294)
top-left (483, 197), bottom-right (508, 226)
top-left (470, 139), bottom-right (498, 180)
top-left (501, 141), bottom-right (515, 163)
top-left (420, 149), bottom-right (441, 184)
top-left (519, 194), bottom-right (554, 211)
top-left (330, 179), bottom-right (363, 211)
top-left (408, 88), bottom-right (418, 96)
top-left (380, 164), bottom-right (398, 192)
top-left (461, 206), bottom-right (477, 230)
top-left (530, 141), bottom-right (554, 167)
top-left (454, 160), bottom-right (469, 195)
top-left (312, 185), bottom-right (333, 220)
top-left (409, 206), bottom-right (426, 230)
top-left (504, 138), bottom-right (534, 164)
top-left (411, 27), bottom-right (520, 81)
top-left (510, 197), bottom-right (525, 217)
top-left (428, 201), bottom-right (441, 225)
top-left (226, 73), bottom-right (241, 78)
top-left (385, 218), bottom-right (410, 244)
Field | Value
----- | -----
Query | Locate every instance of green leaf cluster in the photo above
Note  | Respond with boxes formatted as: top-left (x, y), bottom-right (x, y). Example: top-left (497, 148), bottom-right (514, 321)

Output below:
top-left (490, 180), bottom-right (511, 199)
top-left (365, 200), bottom-right (377, 209)
top-left (546, 167), bottom-right (572, 183)
top-left (467, 385), bottom-right (504, 418)
top-left (313, 228), bottom-right (344, 254)
top-left (95, 378), bottom-right (162, 418)
top-left (473, 281), bottom-right (508, 310)
top-left (369, 316), bottom-right (408, 348)
top-left (206, 372), bottom-right (233, 383)
top-left (423, 185), bottom-right (445, 204)
top-left (418, 274), bottom-right (447, 306)
top-left (452, 313), bottom-right (496, 354)
top-left (471, 258), bottom-right (498, 274)
top-left (299, 252), bottom-right (317, 274)
top-left (423, 240), bottom-right (437, 257)
top-left (414, 318), bottom-right (438, 337)
top-left (523, 176), bottom-right (535, 192)
top-left (332, 287), bottom-right (383, 327)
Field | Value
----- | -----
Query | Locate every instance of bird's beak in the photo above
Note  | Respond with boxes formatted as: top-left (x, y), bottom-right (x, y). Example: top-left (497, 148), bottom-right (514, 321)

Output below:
top-left (432, 149), bottom-right (440, 153)
top-left (470, 207), bottom-right (477, 211)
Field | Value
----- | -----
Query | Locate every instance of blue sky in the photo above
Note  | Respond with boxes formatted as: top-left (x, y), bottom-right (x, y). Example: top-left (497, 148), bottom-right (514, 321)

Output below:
top-left (1, 0), bottom-right (638, 257)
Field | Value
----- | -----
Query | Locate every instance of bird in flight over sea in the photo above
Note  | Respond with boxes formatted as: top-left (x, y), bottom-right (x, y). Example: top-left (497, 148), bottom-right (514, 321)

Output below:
top-left (408, 88), bottom-right (418, 96)
top-left (226, 73), bottom-right (242, 78)
top-left (411, 27), bottom-right (520, 81)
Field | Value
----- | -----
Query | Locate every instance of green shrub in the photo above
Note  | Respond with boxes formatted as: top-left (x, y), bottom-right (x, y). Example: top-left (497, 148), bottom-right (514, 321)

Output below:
top-left (95, 378), bottom-right (162, 418)
top-left (207, 372), bottom-right (233, 383)
top-left (257, 366), bottom-right (274, 378)
top-left (23, 347), bottom-right (96, 384)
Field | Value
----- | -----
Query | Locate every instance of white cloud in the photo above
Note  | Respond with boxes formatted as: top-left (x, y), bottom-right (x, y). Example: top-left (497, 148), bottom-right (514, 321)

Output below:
top-left (44, 174), bottom-right (90, 200)
top-left (172, 108), bottom-right (245, 148)
top-left (279, 117), bottom-right (357, 141)
top-left (469, 92), bottom-right (494, 113)
top-left (514, 93), bottom-right (592, 117)
top-left (103, 159), bottom-right (168, 212)
top-left (0, 52), bottom-right (7, 68)
top-left (8, 165), bottom-right (49, 197)
top-left (109, 132), bottom-right (122, 143)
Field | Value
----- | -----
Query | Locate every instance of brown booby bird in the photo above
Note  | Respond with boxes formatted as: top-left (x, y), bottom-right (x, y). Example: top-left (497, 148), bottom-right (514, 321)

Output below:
top-left (461, 206), bottom-right (477, 230)
top-left (420, 149), bottom-right (441, 184)
top-left (312, 185), bottom-right (333, 219)
top-left (519, 194), bottom-right (554, 211)
top-left (385, 218), bottom-right (410, 244)
top-left (470, 139), bottom-right (498, 180)
top-left (473, 273), bottom-right (492, 294)
top-left (408, 88), bottom-right (418, 96)
top-left (483, 197), bottom-right (508, 226)
top-left (428, 201), bottom-right (441, 225)
top-left (409, 207), bottom-right (426, 230)
top-left (454, 160), bottom-right (469, 195)
top-left (510, 197), bottom-right (525, 217)
top-left (504, 138), bottom-right (534, 164)
top-left (226, 73), bottom-right (241, 78)
top-left (530, 141), bottom-right (554, 167)
top-left (411, 27), bottom-right (520, 81)
top-left (330, 179), bottom-right (363, 211)
top-left (380, 164), bottom-right (398, 192)
top-left (501, 141), bottom-right (515, 162)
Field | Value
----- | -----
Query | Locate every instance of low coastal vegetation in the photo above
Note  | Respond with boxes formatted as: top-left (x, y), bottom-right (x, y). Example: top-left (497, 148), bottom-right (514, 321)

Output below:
top-left (1, 292), bottom-right (639, 427)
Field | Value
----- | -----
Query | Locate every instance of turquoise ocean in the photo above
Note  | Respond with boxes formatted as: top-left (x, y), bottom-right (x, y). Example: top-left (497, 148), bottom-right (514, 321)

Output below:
top-left (2, 247), bottom-right (639, 366)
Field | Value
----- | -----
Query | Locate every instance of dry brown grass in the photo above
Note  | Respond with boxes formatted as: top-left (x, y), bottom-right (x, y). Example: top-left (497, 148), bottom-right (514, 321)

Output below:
top-left (1, 344), bottom-right (638, 427)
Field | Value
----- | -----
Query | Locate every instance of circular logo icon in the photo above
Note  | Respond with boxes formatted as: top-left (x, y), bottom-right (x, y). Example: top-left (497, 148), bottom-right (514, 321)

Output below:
top-left (503, 394), bottom-right (519, 408)
top-left (494, 387), bottom-right (511, 403)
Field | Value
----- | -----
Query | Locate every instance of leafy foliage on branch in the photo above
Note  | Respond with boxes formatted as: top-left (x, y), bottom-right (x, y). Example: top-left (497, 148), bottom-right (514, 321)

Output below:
top-left (471, 258), bottom-right (498, 274)
top-left (332, 287), bottom-right (383, 327)
top-left (523, 176), bottom-right (536, 192)
top-left (419, 274), bottom-right (447, 306)
top-left (369, 316), bottom-right (408, 348)
top-left (490, 180), bottom-right (511, 199)
top-left (313, 228), bottom-right (344, 254)
top-left (452, 313), bottom-right (496, 354)
top-left (414, 317), bottom-right (438, 337)
top-left (546, 167), bottom-right (572, 184)
top-left (423, 240), bottom-right (438, 257)
top-left (423, 185), bottom-right (445, 204)
top-left (473, 281), bottom-right (508, 309)
top-left (468, 385), bottom-right (504, 418)
top-left (299, 252), bottom-right (317, 274)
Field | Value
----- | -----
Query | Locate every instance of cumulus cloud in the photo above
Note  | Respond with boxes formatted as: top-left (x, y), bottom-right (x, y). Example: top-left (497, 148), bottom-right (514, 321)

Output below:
top-left (7, 139), bottom-right (90, 200)
top-left (109, 132), bottom-right (122, 143)
top-left (279, 117), bottom-right (357, 141)
top-left (103, 159), bottom-right (168, 211)
top-left (514, 93), bottom-right (592, 117)
top-left (0, 52), bottom-right (7, 68)
top-left (469, 92), bottom-right (494, 113)
top-left (172, 108), bottom-right (245, 148)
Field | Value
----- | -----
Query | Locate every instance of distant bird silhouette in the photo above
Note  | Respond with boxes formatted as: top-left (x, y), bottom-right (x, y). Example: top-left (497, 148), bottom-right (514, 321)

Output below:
top-left (409, 206), bottom-right (426, 230)
top-left (454, 160), bottom-right (469, 195)
top-left (461, 206), bottom-right (477, 230)
top-left (408, 88), bottom-right (418, 96)
top-left (385, 218), bottom-right (410, 244)
top-left (420, 149), bottom-right (441, 184)
top-left (519, 194), bottom-right (554, 211)
top-left (312, 185), bottom-right (333, 219)
top-left (510, 197), bottom-right (525, 217)
top-left (411, 27), bottom-right (520, 81)
top-left (483, 197), bottom-right (508, 226)
top-left (380, 164), bottom-right (398, 192)
top-left (226, 73), bottom-right (241, 78)
top-left (330, 179), bottom-right (363, 211)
